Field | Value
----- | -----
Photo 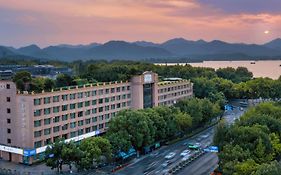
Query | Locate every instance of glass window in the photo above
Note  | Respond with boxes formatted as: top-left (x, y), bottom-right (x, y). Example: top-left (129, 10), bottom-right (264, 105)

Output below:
top-left (122, 86), bottom-right (126, 91)
top-left (78, 129), bottom-right (84, 135)
top-left (117, 103), bottom-right (121, 108)
top-left (98, 89), bottom-right (103, 95)
top-left (98, 107), bottom-right (103, 112)
top-left (34, 131), bottom-right (42, 137)
top-left (92, 108), bottom-right (97, 114)
top-left (117, 87), bottom-right (121, 92)
top-left (85, 110), bottom-right (91, 116)
top-left (92, 100), bottom-right (97, 105)
top-left (127, 94), bottom-right (131, 98)
top-left (85, 118), bottom-right (91, 124)
top-left (34, 109), bottom-right (42, 117)
top-left (53, 116), bottom-right (60, 123)
top-left (44, 97), bottom-right (51, 104)
top-left (78, 92), bottom-right (83, 98)
top-left (92, 117), bottom-right (97, 122)
top-left (117, 95), bottom-right (121, 100)
top-left (34, 120), bottom-right (41, 127)
top-left (62, 94), bottom-right (68, 101)
top-left (62, 124), bottom-right (68, 130)
top-left (44, 118), bottom-right (51, 125)
top-left (105, 98), bottom-right (109, 103)
top-left (92, 125), bottom-right (97, 131)
top-left (53, 126), bottom-right (60, 133)
top-left (70, 103), bottom-right (76, 110)
top-left (111, 104), bottom-right (115, 110)
top-left (122, 94), bottom-right (126, 99)
top-left (62, 114), bottom-right (68, 121)
top-left (70, 122), bottom-right (76, 128)
top-left (98, 98), bottom-right (103, 104)
top-left (85, 101), bottom-right (90, 107)
top-left (111, 96), bottom-right (115, 102)
top-left (111, 88), bottom-right (115, 93)
top-left (99, 115), bottom-right (104, 121)
top-left (62, 105), bottom-right (68, 111)
top-left (34, 98), bottom-right (41, 105)
top-left (78, 102), bottom-right (83, 108)
top-left (53, 106), bottom-right (60, 113)
top-left (105, 89), bottom-right (110, 94)
top-left (85, 91), bottom-right (90, 97)
top-left (99, 124), bottom-right (104, 129)
top-left (85, 127), bottom-right (91, 133)
top-left (92, 90), bottom-right (97, 96)
top-left (53, 96), bottom-right (59, 102)
top-left (34, 141), bottom-right (42, 148)
top-left (69, 93), bottom-right (75, 100)
top-left (105, 122), bottom-right (109, 127)
top-left (105, 114), bottom-right (110, 119)
top-left (70, 131), bottom-right (76, 138)
top-left (78, 120), bottom-right (84, 126)
top-left (127, 86), bottom-right (130, 90)
top-left (78, 111), bottom-right (83, 117)
top-left (70, 113), bottom-right (76, 119)
top-left (44, 108), bottom-right (51, 115)
top-left (105, 105), bottom-right (110, 111)
top-left (44, 128), bottom-right (51, 135)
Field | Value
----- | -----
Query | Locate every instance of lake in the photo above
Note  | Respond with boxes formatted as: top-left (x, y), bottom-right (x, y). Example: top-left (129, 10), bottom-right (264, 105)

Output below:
top-left (156, 60), bottom-right (281, 79)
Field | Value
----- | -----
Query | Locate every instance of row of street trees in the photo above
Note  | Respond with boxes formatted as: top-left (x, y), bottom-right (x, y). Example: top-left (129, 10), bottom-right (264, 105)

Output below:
top-left (214, 102), bottom-right (281, 175)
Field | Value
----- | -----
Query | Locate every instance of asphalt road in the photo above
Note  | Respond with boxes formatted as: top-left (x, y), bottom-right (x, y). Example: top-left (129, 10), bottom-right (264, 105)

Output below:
top-left (114, 100), bottom-right (246, 175)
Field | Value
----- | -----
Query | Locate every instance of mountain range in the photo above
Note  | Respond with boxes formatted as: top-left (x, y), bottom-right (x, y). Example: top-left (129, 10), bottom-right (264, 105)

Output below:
top-left (1, 38), bottom-right (281, 62)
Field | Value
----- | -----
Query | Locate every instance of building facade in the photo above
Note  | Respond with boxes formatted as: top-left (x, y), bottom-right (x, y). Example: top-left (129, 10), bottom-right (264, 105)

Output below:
top-left (0, 72), bottom-right (193, 164)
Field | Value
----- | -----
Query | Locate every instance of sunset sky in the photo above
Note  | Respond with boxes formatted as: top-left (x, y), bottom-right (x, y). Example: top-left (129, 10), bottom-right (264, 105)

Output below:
top-left (0, 0), bottom-right (281, 47)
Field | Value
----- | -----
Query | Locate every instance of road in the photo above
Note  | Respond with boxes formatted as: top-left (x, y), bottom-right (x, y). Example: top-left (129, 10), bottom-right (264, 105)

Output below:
top-left (114, 100), bottom-right (246, 175)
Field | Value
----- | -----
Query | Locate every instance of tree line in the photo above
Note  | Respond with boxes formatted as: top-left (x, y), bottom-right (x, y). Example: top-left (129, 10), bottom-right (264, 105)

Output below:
top-left (45, 98), bottom-right (221, 172)
top-left (214, 102), bottom-right (281, 175)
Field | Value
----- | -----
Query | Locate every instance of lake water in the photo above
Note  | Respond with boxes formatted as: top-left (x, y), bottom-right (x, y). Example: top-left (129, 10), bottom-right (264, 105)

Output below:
top-left (156, 60), bottom-right (281, 79)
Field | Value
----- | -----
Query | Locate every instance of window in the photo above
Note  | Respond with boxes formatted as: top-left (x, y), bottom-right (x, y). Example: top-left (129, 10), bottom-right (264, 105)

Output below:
top-left (99, 124), bottom-right (104, 129)
top-left (92, 125), bottom-right (97, 131)
top-left (7, 119), bottom-right (11, 124)
top-left (78, 120), bottom-right (84, 126)
top-left (53, 106), bottom-right (60, 113)
top-left (45, 138), bottom-right (52, 145)
top-left (34, 141), bottom-right (42, 148)
top-left (7, 139), bottom-right (11, 144)
top-left (85, 101), bottom-right (90, 107)
top-left (98, 89), bottom-right (103, 95)
top-left (62, 124), bottom-right (68, 130)
top-left (105, 89), bottom-right (110, 94)
top-left (98, 98), bottom-right (103, 104)
top-left (105, 114), bottom-right (110, 119)
top-left (78, 102), bottom-right (83, 108)
top-left (127, 94), bottom-right (131, 98)
top-left (105, 105), bottom-right (110, 111)
top-left (127, 86), bottom-right (130, 90)
top-left (117, 103), bottom-right (121, 108)
top-left (78, 92), bottom-right (83, 98)
top-left (44, 108), bottom-right (51, 115)
top-left (117, 87), bottom-right (121, 92)
top-left (122, 86), bottom-right (126, 91)
top-left (85, 118), bottom-right (91, 124)
top-left (6, 84), bottom-right (10, 89)
top-left (99, 115), bottom-right (104, 121)
top-left (111, 104), bottom-right (115, 110)
top-left (6, 97), bottom-right (10, 102)
top-left (122, 94), bottom-right (126, 99)
top-left (92, 100), bottom-right (97, 105)
top-left (53, 96), bottom-right (59, 102)
top-left (98, 107), bottom-right (103, 112)
top-left (62, 105), bottom-right (68, 111)
top-left (105, 122), bottom-right (109, 128)
top-left (7, 128), bottom-right (11, 134)
top-left (34, 109), bottom-right (42, 117)
top-left (7, 108), bottom-right (11, 113)
top-left (70, 113), bottom-right (76, 119)
top-left (44, 128), bottom-right (51, 135)
top-left (53, 116), bottom-right (60, 123)
top-left (44, 97), bottom-right (51, 104)
top-left (70, 122), bottom-right (76, 128)
top-left (78, 111), bottom-right (83, 117)
top-left (34, 131), bottom-right (42, 137)
top-left (34, 120), bottom-right (41, 127)
top-left (92, 117), bottom-right (97, 122)
top-left (34, 99), bottom-right (41, 105)
top-left (105, 98), bottom-right (109, 103)
top-left (92, 108), bottom-right (97, 114)
top-left (92, 90), bottom-right (97, 96)
top-left (70, 103), bottom-right (76, 110)
top-left (44, 118), bottom-right (51, 125)
top-left (70, 131), bottom-right (76, 138)
top-left (117, 95), bottom-right (121, 100)
top-left (62, 94), bottom-right (68, 101)
top-left (53, 126), bottom-right (60, 133)
top-left (62, 114), bottom-right (68, 121)
top-left (111, 88), bottom-right (115, 93)
top-left (122, 102), bottom-right (126, 107)
top-left (85, 110), bottom-right (91, 116)
top-left (85, 91), bottom-right (90, 97)
top-left (85, 127), bottom-right (91, 133)
top-left (70, 93), bottom-right (76, 100)
top-left (78, 129), bottom-right (84, 135)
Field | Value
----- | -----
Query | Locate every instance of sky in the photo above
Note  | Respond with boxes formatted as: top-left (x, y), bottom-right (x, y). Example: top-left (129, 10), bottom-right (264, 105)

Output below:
top-left (0, 0), bottom-right (281, 47)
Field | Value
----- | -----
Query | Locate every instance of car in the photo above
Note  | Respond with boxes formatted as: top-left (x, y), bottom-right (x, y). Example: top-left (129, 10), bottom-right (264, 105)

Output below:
top-left (180, 150), bottom-right (191, 157)
top-left (201, 134), bottom-right (209, 139)
top-left (165, 152), bottom-right (176, 159)
top-left (182, 154), bottom-right (191, 161)
top-left (187, 143), bottom-right (201, 150)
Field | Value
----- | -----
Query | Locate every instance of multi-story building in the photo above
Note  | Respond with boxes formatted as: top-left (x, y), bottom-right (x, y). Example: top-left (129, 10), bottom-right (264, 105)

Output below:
top-left (0, 71), bottom-right (193, 164)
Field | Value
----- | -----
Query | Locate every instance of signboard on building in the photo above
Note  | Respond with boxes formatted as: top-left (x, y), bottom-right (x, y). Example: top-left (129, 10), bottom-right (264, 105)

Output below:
top-left (23, 149), bottom-right (36, 157)
top-left (144, 74), bottom-right (152, 83)
top-left (0, 145), bottom-right (23, 155)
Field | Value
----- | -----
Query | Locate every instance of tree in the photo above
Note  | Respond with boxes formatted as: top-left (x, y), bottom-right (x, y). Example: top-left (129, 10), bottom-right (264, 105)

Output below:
top-left (13, 71), bottom-right (32, 91)
top-left (55, 74), bottom-right (75, 87)
top-left (174, 111), bottom-right (192, 133)
top-left (44, 78), bottom-right (55, 91)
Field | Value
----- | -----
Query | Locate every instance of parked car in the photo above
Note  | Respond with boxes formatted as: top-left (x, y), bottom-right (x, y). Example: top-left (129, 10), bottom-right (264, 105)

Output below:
top-left (180, 150), bottom-right (191, 157)
top-left (182, 154), bottom-right (191, 161)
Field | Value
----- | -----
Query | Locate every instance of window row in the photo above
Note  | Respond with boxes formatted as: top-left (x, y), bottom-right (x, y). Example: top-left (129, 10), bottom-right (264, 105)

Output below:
top-left (158, 84), bottom-right (190, 94)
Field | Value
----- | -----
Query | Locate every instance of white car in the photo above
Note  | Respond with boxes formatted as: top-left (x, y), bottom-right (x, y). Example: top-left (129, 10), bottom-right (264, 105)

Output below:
top-left (165, 152), bottom-right (176, 159)
top-left (182, 154), bottom-right (191, 161)
top-left (180, 150), bottom-right (191, 157)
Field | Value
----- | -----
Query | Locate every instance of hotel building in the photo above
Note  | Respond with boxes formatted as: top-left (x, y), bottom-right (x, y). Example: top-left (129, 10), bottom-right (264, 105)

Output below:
top-left (0, 71), bottom-right (193, 164)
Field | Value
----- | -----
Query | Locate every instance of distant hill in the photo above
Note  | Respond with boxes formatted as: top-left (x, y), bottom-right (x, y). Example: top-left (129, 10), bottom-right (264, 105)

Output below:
top-left (1, 38), bottom-right (281, 62)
